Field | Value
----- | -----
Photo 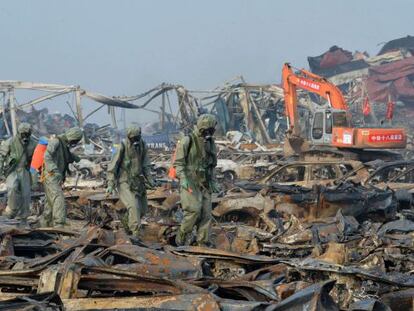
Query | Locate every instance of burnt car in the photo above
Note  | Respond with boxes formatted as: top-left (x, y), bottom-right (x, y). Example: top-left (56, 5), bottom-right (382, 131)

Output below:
top-left (363, 160), bottom-right (414, 207)
top-left (255, 160), bottom-right (361, 188)
top-left (216, 152), bottom-right (283, 182)
top-left (222, 160), bottom-right (396, 222)
top-left (337, 160), bottom-right (414, 207)
top-left (71, 158), bottom-right (109, 180)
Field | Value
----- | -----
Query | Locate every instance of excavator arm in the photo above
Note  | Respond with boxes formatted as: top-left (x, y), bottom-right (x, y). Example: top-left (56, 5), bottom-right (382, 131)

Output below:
top-left (282, 63), bottom-right (347, 135)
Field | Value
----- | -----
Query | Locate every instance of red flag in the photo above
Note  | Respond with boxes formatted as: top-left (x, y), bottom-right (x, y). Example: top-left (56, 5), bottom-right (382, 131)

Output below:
top-left (362, 97), bottom-right (371, 116)
top-left (386, 101), bottom-right (395, 120)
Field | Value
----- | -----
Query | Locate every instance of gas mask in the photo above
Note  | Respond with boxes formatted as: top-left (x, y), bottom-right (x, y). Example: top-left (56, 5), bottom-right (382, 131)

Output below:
top-left (68, 139), bottom-right (81, 148)
top-left (200, 127), bottom-right (215, 142)
top-left (129, 135), bottom-right (141, 147)
top-left (20, 132), bottom-right (31, 145)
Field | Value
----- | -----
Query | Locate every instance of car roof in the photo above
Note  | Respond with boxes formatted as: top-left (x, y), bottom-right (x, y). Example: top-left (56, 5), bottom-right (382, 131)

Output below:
top-left (366, 160), bottom-right (414, 180)
top-left (373, 159), bottom-right (414, 169)
top-left (277, 160), bottom-right (360, 166)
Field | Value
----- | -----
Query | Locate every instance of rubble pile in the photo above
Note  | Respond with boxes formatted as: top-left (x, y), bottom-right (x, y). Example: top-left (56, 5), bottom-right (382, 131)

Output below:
top-left (0, 157), bottom-right (413, 310)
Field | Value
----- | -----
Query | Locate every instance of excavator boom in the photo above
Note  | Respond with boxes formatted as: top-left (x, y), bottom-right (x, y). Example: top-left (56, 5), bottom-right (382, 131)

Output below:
top-left (283, 64), bottom-right (348, 110)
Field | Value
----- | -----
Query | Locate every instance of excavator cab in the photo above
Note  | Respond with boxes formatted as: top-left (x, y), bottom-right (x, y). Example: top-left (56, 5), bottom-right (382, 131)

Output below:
top-left (311, 108), bottom-right (350, 145)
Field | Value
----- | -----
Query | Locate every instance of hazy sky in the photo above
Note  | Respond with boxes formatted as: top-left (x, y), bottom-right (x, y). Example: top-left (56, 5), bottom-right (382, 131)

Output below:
top-left (1, 0), bottom-right (412, 125)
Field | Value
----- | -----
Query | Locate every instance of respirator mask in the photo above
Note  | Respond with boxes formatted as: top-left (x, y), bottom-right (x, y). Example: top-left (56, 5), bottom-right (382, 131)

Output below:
top-left (20, 132), bottom-right (31, 145)
top-left (68, 139), bottom-right (81, 148)
top-left (200, 127), bottom-right (215, 141)
top-left (129, 135), bottom-right (141, 147)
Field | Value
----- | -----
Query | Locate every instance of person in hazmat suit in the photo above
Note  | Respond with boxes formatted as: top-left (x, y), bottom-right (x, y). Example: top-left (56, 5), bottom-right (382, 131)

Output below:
top-left (39, 127), bottom-right (83, 227)
top-left (174, 114), bottom-right (219, 247)
top-left (0, 123), bottom-right (36, 225)
top-left (106, 126), bottom-right (154, 237)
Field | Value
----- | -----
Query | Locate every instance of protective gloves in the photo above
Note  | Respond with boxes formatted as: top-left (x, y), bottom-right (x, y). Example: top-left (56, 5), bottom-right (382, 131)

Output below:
top-left (106, 185), bottom-right (114, 195)
top-left (145, 176), bottom-right (156, 189)
top-left (210, 180), bottom-right (221, 193)
top-left (180, 177), bottom-right (191, 191)
top-left (51, 172), bottom-right (64, 186)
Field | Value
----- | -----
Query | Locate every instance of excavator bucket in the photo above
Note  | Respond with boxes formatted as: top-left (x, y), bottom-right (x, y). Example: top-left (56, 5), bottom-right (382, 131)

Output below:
top-left (283, 134), bottom-right (310, 157)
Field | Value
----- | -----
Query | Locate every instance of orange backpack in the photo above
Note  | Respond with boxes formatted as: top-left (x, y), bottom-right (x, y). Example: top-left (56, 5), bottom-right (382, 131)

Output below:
top-left (30, 137), bottom-right (49, 173)
top-left (168, 135), bottom-right (192, 180)
top-left (168, 148), bottom-right (177, 180)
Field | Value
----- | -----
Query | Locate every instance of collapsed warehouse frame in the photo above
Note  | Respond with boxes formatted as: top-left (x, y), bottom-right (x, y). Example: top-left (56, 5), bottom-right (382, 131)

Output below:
top-left (0, 81), bottom-right (144, 137)
top-left (0, 80), bottom-right (290, 148)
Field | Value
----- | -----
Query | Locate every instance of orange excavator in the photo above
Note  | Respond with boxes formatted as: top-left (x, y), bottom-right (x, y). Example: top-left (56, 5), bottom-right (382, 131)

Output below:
top-left (282, 63), bottom-right (406, 157)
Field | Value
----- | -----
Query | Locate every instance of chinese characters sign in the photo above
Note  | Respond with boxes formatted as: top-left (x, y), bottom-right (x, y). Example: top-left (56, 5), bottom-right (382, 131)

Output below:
top-left (368, 133), bottom-right (404, 143)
